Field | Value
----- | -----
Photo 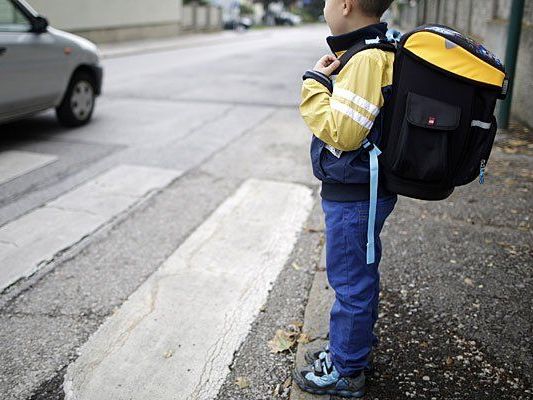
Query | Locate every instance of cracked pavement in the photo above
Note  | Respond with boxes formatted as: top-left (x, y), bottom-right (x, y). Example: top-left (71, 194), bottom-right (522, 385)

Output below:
top-left (0, 24), bottom-right (531, 400)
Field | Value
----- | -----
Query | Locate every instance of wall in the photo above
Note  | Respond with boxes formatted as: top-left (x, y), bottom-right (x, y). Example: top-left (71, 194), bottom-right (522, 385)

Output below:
top-left (26, 0), bottom-right (222, 43)
top-left (396, 0), bottom-right (533, 128)
top-left (181, 5), bottom-right (223, 31)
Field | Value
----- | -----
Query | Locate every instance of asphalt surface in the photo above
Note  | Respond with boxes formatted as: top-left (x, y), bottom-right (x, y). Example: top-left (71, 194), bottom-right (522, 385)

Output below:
top-left (290, 125), bottom-right (532, 400)
top-left (213, 126), bottom-right (532, 400)
top-left (0, 23), bottom-right (531, 400)
top-left (0, 25), bottom-right (327, 399)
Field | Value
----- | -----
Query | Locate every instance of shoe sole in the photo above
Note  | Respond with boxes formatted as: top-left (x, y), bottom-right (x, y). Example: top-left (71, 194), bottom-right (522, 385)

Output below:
top-left (292, 371), bottom-right (365, 398)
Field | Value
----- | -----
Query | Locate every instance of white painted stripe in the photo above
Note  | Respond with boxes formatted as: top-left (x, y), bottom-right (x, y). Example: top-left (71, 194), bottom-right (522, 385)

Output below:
top-left (47, 165), bottom-right (180, 218)
top-left (331, 100), bottom-right (374, 130)
top-left (0, 165), bottom-right (181, 291)
top-left (471, 120), bottom-right (492, 130)
top-left (0, 150), bottom-right (58, 185)
top-left (63, 179), bottom-right (313, 400)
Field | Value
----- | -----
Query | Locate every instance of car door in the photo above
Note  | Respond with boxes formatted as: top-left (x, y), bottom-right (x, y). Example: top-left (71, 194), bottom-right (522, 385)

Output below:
top-left (0, 0), bottom-right (67, 121)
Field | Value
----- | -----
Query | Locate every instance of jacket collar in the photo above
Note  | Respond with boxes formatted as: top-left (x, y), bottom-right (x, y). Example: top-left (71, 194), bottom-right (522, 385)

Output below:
top-left (326, 22), bottom-right (388, 55)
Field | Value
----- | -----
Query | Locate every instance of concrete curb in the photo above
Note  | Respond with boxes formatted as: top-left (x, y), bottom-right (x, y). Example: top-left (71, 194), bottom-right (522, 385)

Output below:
top-left (99, 29), bottom-right (271, 59)
top-left (291, 246), bottom-right (334, 400)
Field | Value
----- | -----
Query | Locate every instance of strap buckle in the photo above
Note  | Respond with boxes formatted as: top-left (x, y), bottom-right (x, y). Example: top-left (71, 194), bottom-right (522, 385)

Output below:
top-left (499, 77), bottom-right (509, 100)
top-left (362, 139), bottom-right (375, 151)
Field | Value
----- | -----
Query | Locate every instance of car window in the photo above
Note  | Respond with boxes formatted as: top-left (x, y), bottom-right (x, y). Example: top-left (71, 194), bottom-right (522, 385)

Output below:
top-left (0, 0), bottom-right (31, 32)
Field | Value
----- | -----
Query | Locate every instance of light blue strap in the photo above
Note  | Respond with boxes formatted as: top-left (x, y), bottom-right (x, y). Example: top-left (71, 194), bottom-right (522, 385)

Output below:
top-left (365, 140), bottom-right (381, 264)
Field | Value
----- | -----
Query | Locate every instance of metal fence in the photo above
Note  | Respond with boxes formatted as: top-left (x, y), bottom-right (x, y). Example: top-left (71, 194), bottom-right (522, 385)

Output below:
top-left (397, 0), bottom-right (532, 38)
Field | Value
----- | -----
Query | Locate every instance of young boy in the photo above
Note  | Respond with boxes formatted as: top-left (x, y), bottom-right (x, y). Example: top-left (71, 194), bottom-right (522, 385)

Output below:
top-left (294, 0), bottom-right (396, 397)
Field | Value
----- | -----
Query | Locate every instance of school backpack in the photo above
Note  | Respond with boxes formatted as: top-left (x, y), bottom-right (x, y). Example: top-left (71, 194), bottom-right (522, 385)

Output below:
top-left (334, 25), bottom-right (507, 265)
top-left (381, 25), bottom-right (508, 200)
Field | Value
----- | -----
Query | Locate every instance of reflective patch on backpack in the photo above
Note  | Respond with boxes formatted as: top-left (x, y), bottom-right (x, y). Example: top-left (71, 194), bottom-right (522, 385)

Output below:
top-left (445, 39), bottom-right (458, 49)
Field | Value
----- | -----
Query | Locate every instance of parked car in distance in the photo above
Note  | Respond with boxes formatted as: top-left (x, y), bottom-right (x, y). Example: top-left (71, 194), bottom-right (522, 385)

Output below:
top-left (264, 10), bottom-right (302, 27)
top-left (223, 17), bottom-right (253, 31)
top-left (275, 12), bottom-right (302, 26)
top-left (0, 0), bottom-right (103, 127)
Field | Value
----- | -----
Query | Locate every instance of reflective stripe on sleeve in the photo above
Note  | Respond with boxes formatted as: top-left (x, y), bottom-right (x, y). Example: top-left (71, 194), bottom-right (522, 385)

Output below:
top-left (331, 100), bottom-right (374, 130)
top-left (333, 88), bottom-right (381, 117)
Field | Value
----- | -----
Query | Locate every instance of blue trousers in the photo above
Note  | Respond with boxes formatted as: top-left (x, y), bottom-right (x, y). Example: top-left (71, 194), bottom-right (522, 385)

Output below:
top-left (322, 195), bottom-right (397, 377)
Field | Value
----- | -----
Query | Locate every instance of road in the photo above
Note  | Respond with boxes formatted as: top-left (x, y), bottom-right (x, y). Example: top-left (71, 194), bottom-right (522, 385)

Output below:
top-left (1, 24), bottom-right (532, 400)
top-left (0, 25), bottom-right (329, 399)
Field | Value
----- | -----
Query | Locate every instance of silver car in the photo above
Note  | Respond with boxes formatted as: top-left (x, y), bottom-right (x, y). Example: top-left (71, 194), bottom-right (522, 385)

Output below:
top-left (0, 0), bottom-right (103, 126)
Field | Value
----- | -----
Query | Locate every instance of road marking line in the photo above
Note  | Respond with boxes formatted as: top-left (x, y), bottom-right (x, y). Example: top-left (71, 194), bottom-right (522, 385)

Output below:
top-left (0, 150), bottom-right (58, 185)
top-left (63, 178), bottom-right (314, 400)
top-left (0, 165), bottom-right (181, 291)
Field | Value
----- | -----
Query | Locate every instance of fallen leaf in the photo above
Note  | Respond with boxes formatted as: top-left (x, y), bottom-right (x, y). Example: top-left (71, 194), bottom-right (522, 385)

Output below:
top-left (235, 376), bottom-right (250, 389)
top-left (282, 376), bottom-right (292, 389)
top-left (297, 333), bottom-right (311, 344)
top-left (446, 356), bottom-right (454, 366)
top-left (503, 146), bottom-right (518, 154)
top-left (288, 321), bottom-right (303, 330)
top-left (273, 383), bottom-right (281, 395)
top-left (163, 350), bottom-right (173, 358)
top-left (508, 139), bottom-right (528, 147)
top-left (268, 329), bottom-right (297, 353)
top-left (464, 278), bottom-right (474, 287)
top-left (504, 178), bottom-right (516, 185)
top-left (291, 262), bottom-right (301, 270)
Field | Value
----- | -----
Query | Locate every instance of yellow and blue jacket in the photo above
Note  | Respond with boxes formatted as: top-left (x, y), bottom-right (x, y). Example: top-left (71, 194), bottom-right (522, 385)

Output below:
top-left (300, 23), bottom-right (395, 201)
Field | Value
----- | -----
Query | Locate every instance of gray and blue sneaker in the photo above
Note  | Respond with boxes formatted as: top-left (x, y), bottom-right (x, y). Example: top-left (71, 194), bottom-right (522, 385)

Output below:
top-left (293, 352), bottom-right (366, 398)
top-left (304, 344), bottom-right (374, 375)
top-left (304, 343), bottom-right (330, 364)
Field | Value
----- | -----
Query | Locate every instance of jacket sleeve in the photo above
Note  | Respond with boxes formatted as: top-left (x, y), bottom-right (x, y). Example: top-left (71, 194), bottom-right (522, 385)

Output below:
top-left (299, 52), bottom-right (385, 151)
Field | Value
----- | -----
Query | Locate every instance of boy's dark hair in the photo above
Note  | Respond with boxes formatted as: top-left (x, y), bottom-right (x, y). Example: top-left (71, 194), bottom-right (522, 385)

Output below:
top-left (356, 0), bottom-right (394, 18)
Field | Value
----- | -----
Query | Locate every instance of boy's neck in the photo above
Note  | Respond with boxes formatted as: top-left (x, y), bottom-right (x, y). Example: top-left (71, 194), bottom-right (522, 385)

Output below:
top-left (332, 17), bottom-right (381, 36)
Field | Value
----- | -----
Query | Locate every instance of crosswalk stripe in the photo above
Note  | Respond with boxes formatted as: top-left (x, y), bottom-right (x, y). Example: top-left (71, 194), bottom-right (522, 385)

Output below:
top-left (0, 165), bottom-right (181, 292)
top-left (0, 150), bottom-right (58, 185)
top-left (63, 178), bottom-right (314, 400)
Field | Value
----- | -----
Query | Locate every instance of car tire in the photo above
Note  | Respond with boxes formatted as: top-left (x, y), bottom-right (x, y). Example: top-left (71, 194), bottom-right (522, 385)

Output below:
top-left (56, 71), bottom-right (96, 127)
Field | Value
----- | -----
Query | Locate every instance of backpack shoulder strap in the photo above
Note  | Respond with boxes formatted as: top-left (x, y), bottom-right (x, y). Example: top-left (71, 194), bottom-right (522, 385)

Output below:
top-left (330, 38), bottom-right (396, 265)
top-left (332, 41), bottom-right (396, 76)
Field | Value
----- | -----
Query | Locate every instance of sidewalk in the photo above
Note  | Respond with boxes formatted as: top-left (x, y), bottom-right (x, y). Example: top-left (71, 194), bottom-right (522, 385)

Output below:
top-left (98, 27), bottom-right (282, 58)
top-left (291, 123), bottom-right (532, 400)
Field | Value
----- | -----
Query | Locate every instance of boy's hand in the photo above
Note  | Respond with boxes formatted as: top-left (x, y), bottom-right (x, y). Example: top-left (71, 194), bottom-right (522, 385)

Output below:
top-left (313, 55), bottom-right (341, 77)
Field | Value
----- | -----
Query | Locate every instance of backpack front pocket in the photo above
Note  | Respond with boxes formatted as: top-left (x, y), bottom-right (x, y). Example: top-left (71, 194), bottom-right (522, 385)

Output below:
top-left (391, 92), bottom-right (461, 182)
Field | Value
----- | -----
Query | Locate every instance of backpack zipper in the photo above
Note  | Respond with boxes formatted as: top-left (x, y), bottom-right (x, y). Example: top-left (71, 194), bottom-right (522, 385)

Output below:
top-left (479, 159), bottom-right (486, 184)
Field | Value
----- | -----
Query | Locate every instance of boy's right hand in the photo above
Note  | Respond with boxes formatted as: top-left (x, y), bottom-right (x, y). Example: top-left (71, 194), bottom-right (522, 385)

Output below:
top-left (313, 55), bottom-right (341, 77)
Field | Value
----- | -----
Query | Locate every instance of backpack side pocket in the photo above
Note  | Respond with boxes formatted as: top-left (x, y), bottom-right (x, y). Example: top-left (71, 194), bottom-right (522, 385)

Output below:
top-left (454, 115), bottom-right (497, 186)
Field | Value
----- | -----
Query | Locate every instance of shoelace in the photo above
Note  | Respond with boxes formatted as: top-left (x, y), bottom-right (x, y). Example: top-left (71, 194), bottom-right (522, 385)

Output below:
top-left (316, 343), bottom-right (330, 361)
top-left (313, 352), bottom-right (334, 376)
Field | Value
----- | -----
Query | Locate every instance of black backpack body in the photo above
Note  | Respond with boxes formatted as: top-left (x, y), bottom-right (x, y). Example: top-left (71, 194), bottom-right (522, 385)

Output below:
top-left (320, 26), bottom-right (507, 265)
top-left (381, 25), bottom-right (508, 200)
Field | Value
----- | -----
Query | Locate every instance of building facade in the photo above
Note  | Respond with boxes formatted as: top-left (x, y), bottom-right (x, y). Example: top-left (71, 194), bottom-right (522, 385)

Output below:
top-left (28, 0), bottom-right (222, 43)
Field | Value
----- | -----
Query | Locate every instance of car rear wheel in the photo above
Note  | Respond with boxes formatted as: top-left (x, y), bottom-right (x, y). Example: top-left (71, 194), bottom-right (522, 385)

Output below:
top-left (56, 72), bottom-right (96, 127)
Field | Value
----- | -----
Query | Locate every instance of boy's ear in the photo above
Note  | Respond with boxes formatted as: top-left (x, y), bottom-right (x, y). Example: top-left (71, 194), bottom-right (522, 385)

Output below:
top-left (342, 0), bottom-right (354, 17)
